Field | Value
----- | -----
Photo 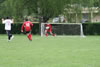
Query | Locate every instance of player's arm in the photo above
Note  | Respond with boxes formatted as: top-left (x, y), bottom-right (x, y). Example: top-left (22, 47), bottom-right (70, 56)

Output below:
top-left (12, 19), bottom-right (14, 24)
top-left (21, 23), bottom-right (24, 32)
top-left (1, 18), bottom-right (4, 24)
top-left (30, 22), bottom-right (33, 27)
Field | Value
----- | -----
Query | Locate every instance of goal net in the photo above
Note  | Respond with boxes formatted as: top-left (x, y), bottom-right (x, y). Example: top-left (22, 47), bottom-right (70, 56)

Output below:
top-left (41, 23), bottom-right (85, 37)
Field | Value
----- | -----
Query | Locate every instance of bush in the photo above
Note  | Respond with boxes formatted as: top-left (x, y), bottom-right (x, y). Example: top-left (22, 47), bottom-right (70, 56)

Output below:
top-left (0, 23), bottom-right (39, 34)
top-left (83, 23), bottom-right (100, 35)
top-left (1, 22), bottom-right (100, 35)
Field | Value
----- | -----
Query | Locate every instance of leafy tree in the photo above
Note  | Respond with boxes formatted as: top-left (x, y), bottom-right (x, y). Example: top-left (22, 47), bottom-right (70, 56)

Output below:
top-left (22, 0), bottom-right (66, 22)
top-left (0, 0), bottom-right (100, 22)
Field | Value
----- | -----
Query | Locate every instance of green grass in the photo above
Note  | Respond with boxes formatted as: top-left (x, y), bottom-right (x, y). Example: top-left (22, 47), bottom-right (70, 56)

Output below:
top-left (0, 35), bottom-right (100, 67)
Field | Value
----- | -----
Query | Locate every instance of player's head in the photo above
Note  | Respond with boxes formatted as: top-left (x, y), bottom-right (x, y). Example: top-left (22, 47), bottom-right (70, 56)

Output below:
top-left (6, 16), bottom-right (10, 19)
top-left (25, 18), bottom-right (29, 21)
top-left (43, 17), bottom-right (49, 23)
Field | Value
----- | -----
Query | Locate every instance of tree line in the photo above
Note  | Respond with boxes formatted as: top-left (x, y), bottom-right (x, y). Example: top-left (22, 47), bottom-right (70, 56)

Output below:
top-left (0, 0), bottom-right (100, 22)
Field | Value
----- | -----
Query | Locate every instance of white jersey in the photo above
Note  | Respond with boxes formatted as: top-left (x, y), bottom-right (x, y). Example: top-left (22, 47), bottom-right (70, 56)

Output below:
top-left (3, 19), bottom-right (13, 30)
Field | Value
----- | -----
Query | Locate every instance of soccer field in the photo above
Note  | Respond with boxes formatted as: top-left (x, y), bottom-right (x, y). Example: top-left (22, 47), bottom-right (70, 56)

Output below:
top-left (0, 35), bottom-right (100, 67)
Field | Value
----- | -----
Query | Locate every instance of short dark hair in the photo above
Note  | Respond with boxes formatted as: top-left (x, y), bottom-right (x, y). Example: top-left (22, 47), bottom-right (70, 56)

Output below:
top-left (25, 18), bottom-right (28, 21)
top-left (43, 17), bottom-right (49, 23)
top-left (6, 16), bottom-right (10, 19)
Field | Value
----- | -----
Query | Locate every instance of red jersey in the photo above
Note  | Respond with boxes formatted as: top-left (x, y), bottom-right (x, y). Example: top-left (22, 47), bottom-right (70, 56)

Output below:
top-left (21, 21), bottom-right (33, 32)
top-left (45, 24), bottom-right (52, 29)
top-left (45, 24), bottom-right (52, 32)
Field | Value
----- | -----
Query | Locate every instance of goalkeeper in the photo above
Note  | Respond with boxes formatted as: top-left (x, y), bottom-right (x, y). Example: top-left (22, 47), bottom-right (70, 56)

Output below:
top-left (44, 18), bottom-right (55, 37)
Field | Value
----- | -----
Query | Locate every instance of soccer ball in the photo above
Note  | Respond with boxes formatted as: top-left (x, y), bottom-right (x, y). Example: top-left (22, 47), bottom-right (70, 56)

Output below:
top-left (46, 27), bottom-right (50, 29)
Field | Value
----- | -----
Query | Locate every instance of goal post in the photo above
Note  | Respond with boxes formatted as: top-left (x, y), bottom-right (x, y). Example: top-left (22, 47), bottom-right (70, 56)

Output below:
top-left (41, 23), bottom-right (85, 37)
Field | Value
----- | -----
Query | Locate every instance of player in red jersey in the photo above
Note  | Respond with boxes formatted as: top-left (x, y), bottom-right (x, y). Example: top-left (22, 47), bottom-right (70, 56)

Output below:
top-left (45, 24), bottom-right (55, 37)
top-left (43, 17), bottom-right (55, 37)
top-left (21, 18), bottom-right (33, 41)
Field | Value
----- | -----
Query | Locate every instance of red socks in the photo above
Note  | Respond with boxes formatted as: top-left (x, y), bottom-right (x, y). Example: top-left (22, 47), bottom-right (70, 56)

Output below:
top-left (27, 34), bottom-right (31, 40)
top-left (52, 34), bottom-right (55, 36)
top-left (29, 34), bottom-right (31, 40)
top-left (45, 33), bottom-right (48, 37)
top-left (45, 33), bottom-right (55, 37)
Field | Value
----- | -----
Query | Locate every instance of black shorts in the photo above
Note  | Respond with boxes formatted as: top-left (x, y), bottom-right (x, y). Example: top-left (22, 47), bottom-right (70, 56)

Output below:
top-left (6, 30), bottom-right (11, 34)
top-left (25, 31), bottom-right (30, 34)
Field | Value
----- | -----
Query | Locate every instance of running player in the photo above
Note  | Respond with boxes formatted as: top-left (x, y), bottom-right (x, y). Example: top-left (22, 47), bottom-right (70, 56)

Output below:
top-left (21, 18), bottom-right (33, 41)
top-left (2, 17), bottom-right (14, 41)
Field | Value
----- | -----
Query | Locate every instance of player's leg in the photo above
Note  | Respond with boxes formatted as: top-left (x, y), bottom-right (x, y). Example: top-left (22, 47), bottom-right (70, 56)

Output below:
top-left (26, 31), bottom-right (32, 41)
top-left (29, 33), bottom-right (32, 41)
top-left (45, 29), bottom-right (48, 37)
top-left (6, 30), bottom-right (14, 41)
top-left (50, 31), bottom-right (55, 36)
top-left (49, 29), bottom-right (55, 36)
top-left (6, 30), bottom-right (10, 41)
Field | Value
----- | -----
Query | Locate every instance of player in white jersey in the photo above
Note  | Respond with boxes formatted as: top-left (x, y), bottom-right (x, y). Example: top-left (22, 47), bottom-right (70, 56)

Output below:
top-left (2, 17), bottom-right (14, 41)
